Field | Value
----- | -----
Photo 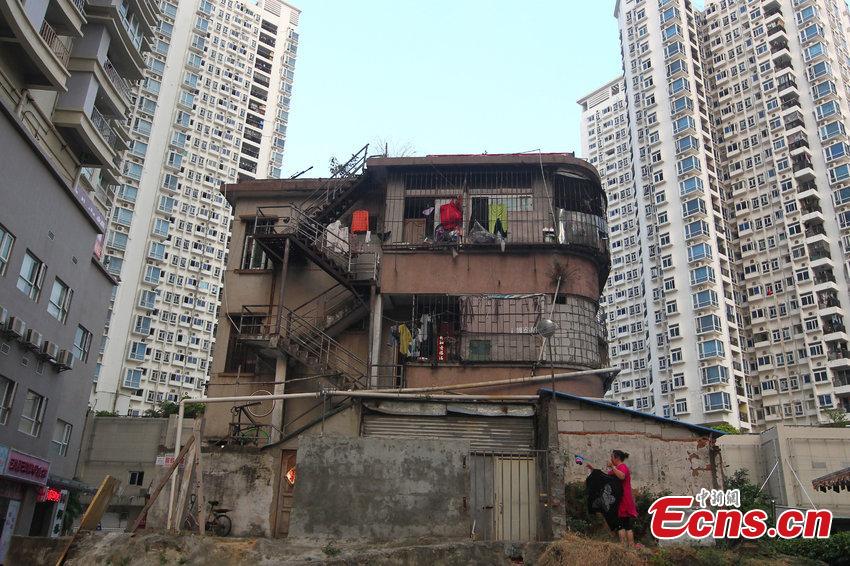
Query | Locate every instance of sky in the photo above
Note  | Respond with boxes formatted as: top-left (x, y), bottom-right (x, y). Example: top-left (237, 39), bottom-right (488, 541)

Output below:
top-left (280, 0), bottom-right (623, 177)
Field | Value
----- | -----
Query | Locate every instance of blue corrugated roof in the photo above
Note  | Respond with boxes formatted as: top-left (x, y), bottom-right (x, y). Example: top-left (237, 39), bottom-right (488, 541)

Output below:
top-left (538, 389), bottom-right (726, 437)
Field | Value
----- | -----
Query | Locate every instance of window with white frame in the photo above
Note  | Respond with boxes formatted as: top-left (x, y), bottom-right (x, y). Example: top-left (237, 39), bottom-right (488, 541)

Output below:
top-left (18, 390), bottom-right (46, 437)
top-left (0, 375), bottom-right (15, 425)
top-left (47, 278), bottom-right (72, 323)
top-left (0, 223), bottom-right (13, 276)
top-left (17, 251), bottom-right (45, 300)
top-left (50, 419), bottom-right (72, 456)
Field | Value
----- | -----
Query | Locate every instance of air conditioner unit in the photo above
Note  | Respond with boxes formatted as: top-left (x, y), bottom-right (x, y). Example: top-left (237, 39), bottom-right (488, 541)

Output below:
top-left (57, 350), bottom-right (74, 371)
top-left (0, 306), bottom-right (7, 328)
top-left (41, 341), bottom-right (60, 362)
top-left (5, 317), bottom-right (26, 340)
top-left (24, 328), bottom-right (43, 351)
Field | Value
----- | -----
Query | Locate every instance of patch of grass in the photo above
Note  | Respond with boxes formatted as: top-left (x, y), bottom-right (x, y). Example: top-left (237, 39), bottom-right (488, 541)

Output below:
top-left (322, 542), bottom-right (341, 557)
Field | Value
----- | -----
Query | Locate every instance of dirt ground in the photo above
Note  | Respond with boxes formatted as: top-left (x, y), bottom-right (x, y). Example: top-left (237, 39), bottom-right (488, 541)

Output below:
top-left (9, 531), bottom-right (547, 565)
top-left (8, 531), bottom-right (826, 566)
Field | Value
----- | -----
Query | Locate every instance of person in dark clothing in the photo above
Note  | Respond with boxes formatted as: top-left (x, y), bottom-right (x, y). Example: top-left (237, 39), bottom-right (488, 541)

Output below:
top-left (586, 450), bottom-right (638, 547)
top-left (584, 468), bottom-right (622, 531)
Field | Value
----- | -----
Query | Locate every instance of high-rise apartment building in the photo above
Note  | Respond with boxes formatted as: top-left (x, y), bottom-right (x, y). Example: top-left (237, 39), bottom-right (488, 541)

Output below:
top-left (0, 0), bottom-right (157, 543)
top-left (578, 78), bottom-right (662, 417)
top-left (582, 0), bottom-right (850, 430)
top-left (91, 0), bottom-right (300, 415)
top-left (700, 0), bottom-right (850, 425)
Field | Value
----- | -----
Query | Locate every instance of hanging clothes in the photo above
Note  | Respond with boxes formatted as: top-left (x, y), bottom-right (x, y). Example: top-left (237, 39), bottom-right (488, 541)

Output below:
top-left (489, 202), bottom-right (508, 235)
top-left (351, 210), bottom-right (369, 233)
top-left (398, 324), bottom-right (412, 357)
top-left (585, 469), bottom-right (623, 532)
top-left (325, 221), bottom-right (349, 254)
top-left (439, 198), bottom-right (463, 230)
top-left (419, 314), bottom-right (433, 358)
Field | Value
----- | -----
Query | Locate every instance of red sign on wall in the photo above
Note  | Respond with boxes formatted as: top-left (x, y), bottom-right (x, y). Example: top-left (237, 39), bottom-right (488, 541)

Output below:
top-left (4, 450), bottom-right (49, 485)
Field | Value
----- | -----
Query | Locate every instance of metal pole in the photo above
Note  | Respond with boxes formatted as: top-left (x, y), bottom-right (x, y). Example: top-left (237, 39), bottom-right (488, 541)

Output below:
top-left (548, 338), bottom-right (556, 395)
top-left (399, 366), bottom-right (619, 393)
top-left (166, 401), bottom-right (186, 530)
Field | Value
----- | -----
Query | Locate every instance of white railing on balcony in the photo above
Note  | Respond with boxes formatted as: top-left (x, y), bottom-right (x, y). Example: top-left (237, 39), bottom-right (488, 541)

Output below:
top-left (103, 58), bottom-right (132, 101)
top-left (39, 21), bottom-right (71, 67)
top-left (72, 0), bottom-right (85, 13)
top-left (90, 106), bottom-right (118, 146)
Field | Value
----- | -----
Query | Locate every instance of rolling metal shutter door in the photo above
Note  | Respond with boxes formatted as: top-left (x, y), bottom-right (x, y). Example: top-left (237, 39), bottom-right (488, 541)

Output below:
top-left (362, 414), bottom-right (535, 452)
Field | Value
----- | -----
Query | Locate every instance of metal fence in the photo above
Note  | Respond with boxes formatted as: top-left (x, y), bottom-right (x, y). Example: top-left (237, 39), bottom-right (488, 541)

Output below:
top-left (382, 168), bottom-right (608, 253)
top-left (387, 293), bottom-right (606, 367)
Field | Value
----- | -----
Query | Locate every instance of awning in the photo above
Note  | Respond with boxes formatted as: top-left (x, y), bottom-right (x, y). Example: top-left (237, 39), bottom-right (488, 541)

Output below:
top-left (47, 474), bottom-right (97, 494)
top-left (812, 466), bottom-right (850, 493)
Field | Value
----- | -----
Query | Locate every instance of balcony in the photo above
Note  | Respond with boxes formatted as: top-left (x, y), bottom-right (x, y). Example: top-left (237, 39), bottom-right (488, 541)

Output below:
top-left (83, 0), bottom-right (147, 80)
top-left (793, 158), bottom-right (816, 181)
top-left (784, 111), bottom-right (805, 130)
top-left (766, 23), bottom-right (786, 40)
top-left (0, 2), bottom-right (72, 90)
top-left (53, 104), bottom-right (127, 171)
top-left (46, 0), bottom-right (86, 37)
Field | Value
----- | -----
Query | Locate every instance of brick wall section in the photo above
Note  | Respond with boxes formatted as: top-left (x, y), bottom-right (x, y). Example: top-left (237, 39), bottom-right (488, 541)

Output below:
top-left (543, 397), bottom-right (720, 536)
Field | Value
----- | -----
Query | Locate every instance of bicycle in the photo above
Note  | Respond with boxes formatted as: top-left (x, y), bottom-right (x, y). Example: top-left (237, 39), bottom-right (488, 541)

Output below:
top-left (228, 400), bottom-right (275, 446)
top-left (183, 494), bottom-right (232, 536)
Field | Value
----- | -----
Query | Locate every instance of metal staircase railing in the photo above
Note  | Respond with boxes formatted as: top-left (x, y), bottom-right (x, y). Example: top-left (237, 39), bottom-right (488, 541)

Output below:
top-left (291, 284), bottom-right (368, 334)
top-left (239, 303), bottom-right (369, 389)
top-left (298, 144), bottom-right (369, 219)
top-left (255, 205), bottom-right (378, 284)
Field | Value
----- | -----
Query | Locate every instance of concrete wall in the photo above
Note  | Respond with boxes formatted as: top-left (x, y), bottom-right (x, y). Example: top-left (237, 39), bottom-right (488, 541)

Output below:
top-left (146, 447), bottom-right (279, 538)
top-left (288, 435), bottom-right (471, 542)
top-left (404, 365), bottom-right (607, 398)
top-left (719, 424), bottom-right (850, 516)
top-left (544, 397), bottom-right (720, 535)
top-left (380, 251), bottom-right (600, 299)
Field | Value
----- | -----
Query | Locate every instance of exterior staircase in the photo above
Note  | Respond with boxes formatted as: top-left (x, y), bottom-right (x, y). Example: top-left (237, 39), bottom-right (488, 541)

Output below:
top-left (244, 144), bottom-right (380, 389)
top-left (252, 145), bottom-right (377, 296)
top-left (239, 298), bottom-right (369, 390)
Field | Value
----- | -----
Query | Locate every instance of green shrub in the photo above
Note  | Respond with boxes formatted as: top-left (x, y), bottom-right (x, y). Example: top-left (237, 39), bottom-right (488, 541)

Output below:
top-left (563, 480), bottom-right (668, 543)
top-left (770, 531), bottom-right (850, 565)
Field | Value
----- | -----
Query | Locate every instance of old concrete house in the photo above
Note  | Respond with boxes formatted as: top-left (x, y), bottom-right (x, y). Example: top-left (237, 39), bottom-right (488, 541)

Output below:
top-left (163, 151), bottom-right (621, 539)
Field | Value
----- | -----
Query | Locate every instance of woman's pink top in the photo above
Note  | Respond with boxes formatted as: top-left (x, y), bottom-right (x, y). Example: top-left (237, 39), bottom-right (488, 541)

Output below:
top-left (612, 463), bottom-right (637, 518)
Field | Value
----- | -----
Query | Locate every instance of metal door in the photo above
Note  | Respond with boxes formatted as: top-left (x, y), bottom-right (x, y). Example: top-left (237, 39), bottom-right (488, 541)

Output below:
top-left (274, 450), bottom-right (297, 537)
top-left (470, 452), bottom-right (540, 542)
top-left (495, 455), bottom-right (537, 541)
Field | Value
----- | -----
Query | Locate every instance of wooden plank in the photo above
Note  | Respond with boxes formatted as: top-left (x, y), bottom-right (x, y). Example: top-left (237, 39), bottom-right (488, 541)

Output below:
top-left (172, 443), bottom-right (197, 533)
top-left (193, 423), bottom-right (205, 536)
top-left (55, 475), bottom-right (119, 566)
top-left (126, 433), bottom-right (196, 534)
top-left (78, 476), bottom-right (120, 531)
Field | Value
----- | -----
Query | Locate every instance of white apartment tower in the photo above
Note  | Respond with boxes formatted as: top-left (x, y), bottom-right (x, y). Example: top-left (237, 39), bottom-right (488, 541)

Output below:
top-left (579, 80), bottom-right (660, 417)
top-left (92, 0), bottom-right (300, 415)
top-left (583, 0), bottom-right (850, 429)
top-left (700, 0), bottom-right (850, 425)
top-left (582, 0), bottom-right (753, 430)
